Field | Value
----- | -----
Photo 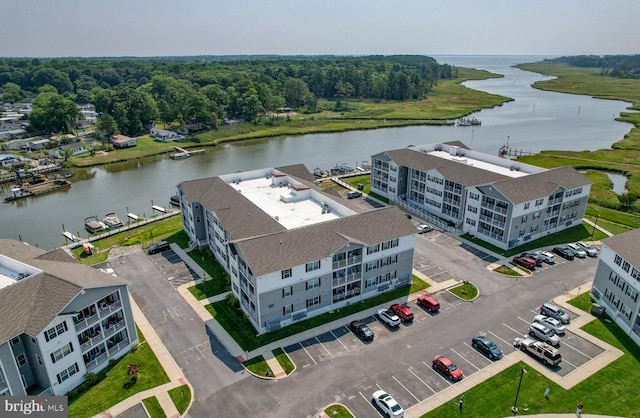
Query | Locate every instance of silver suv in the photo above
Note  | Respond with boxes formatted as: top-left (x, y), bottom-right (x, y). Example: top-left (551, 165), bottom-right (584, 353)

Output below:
top-left (529, 322), bottom-right (560, 346)
top-left (541, 302), bottom-right (570, 324)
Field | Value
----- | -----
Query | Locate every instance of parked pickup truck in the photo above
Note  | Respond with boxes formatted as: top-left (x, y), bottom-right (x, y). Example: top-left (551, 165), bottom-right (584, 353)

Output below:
top-left (514, 337), bottom-right (561, 366)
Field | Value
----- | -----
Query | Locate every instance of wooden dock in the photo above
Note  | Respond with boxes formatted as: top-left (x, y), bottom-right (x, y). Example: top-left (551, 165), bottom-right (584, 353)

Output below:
top-left (499, 146), bottom-right (537, 157)
top-left (169, 146), bottom-right (204, 159)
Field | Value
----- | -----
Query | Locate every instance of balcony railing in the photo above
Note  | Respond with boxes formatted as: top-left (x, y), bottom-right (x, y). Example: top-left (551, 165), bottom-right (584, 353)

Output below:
top-left (108, 338), bottom-right (130, 357)
top-left (332, 255), bottom-right (362, 269)
top-left (85, 352), bottom-right (108, 372)
top-left (99, 300), bottom-right (122, 318)
top-left (103, 320), bottom-right (126, 339)
top-left (74, 311), bottom-right (100, 331)
top-left (80, 332), bottom-right (104, 352)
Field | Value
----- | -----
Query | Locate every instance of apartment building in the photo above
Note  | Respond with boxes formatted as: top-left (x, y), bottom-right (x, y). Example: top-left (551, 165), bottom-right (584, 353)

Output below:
top-left (590, 228), bottom-right (640, 346)
top-left (0, 240), bottom-right (137, 396)
top-left (370, 142), bottom-right (592, 250)
top-left (177, 165), bottom-right (417, 334)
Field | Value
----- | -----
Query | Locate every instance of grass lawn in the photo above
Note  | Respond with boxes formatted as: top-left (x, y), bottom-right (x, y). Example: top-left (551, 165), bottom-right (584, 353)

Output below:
top-left (492, 265), bottom-right (523, 277)
top-left (460, 223), bottom-right (609, 257)
top-left (72, 216), bottom-right (186, 265)
top-left (448, 282), bottom-right (478, 300)
top-left (186, 248), bottom-right (231, 299)
top-left (68, 329), bottom-right (170, 418)
top-left (273, 347), bottom-right (295, 374)
top-left (324, 404), bottom-right (354, 418)
top-left (168, 384), bottom-right (191, 415)
top-left (142, 397), bottom-right (165, 418)
top-left (340, 174), bottom-right (372, 194)
top-left (423, 293), bottom-right (640, 418)
top-left (243, 355), bottom-right (270, 376)
top-left (206, 276), bottom-right (429, 351)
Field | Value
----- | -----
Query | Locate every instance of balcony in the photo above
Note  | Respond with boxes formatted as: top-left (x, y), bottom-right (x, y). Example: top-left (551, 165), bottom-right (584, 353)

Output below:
top-left (80, 332), bottom-right (104, 352)
top-left (103, 320), bottom-right (126, 339)
top-left (108, 338), bottom-right (130, 357)
top-left (85, 352), bottom-right (108, 372)
top-left (492, 219), bottom-right (506, 229)
top-left (99, 300), bottom-right (122, 318)
top-left (74, 311), bottom-right (100, 331)
top-left (332, 255), bottom-right (361, 269)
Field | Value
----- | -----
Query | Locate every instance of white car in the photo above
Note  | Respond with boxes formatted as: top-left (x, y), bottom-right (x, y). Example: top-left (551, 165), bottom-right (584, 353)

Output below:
top-left (567, 243), bottom-right (586, 258)
top-left (534, 314), bottom-right (566, 335)
top-left (535, 250), bottom-right (556, 264)
top-left (577, 241), bottom-right (598, 257)
top-left (529, 322), bottom-right (560, 347)
top-left (376, 308), bottom-right (401, 328)
top-left (98, 268), bottom-right (117, 277)
top-left (372, 390), bottom-right (404, 418)
top-left (417, 224), bottom-right (433, 233)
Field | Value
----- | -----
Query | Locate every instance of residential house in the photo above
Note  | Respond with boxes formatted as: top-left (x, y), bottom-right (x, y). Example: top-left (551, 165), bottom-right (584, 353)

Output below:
top-left (370, 142), bottom-right (592, 250)
top-left (111, 135), bottom-right (137, 149)
top-left (0, 239), bottom-right (137, 396)
top-left (150, 128), bottom-right (179, 142)
top-left (28, 138), bottom-right (51, 151)
top-left (178, 165), bottom-right (417, 334)
top-left (590, 228), bottom-right (640, 346)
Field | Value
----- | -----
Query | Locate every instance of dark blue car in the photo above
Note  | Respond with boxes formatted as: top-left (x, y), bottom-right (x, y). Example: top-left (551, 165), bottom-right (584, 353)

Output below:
top-left (472, 335), bottom-right (503, 360)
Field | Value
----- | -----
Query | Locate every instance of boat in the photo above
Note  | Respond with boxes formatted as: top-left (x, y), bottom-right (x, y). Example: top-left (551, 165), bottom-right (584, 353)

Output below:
top-left (103, 212), bottom-right (125, 228)
top-left (85, 216), bottom-right (106, 234)
top-left (457, 117), bottom-right (481, 126)
top-left (3, 178), bottom-right (71, 202)
top-left (169, 195), bottom-right (181, 206)
top-left (169, 152), bottom-right (190, 160)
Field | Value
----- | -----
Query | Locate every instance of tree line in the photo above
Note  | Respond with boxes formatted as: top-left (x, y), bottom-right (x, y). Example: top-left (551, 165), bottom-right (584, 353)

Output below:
top-left (545, 55), bottom-right (640, 79)
top-left (0, 55), bottom-right (457, 136)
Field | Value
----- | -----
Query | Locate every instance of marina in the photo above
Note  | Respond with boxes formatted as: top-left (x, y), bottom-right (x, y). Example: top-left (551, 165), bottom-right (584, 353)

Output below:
top-left (3, 177), bottom-right (71, 202)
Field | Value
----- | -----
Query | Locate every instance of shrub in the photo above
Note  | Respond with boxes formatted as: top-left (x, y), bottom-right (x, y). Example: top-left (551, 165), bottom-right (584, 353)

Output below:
top-left (127, 362), bottom-right (140, 376)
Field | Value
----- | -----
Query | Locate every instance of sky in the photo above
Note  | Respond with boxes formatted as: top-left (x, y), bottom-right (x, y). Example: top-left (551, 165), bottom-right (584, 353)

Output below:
top-left (1, 0), bottom-right (639, 58)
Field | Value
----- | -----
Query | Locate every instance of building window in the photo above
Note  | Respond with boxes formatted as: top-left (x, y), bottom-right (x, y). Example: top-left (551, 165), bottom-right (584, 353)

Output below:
top-left (306, 296), bottom-right (321, 307)
top-left (51, 342), bottom-right (74, 364)
top-left (535, 198), bottom-right (544, 206)
top-left (56, 363), bottom-right (79, 384)
top-left (10, 337), bottom-right (20, 346)
top-left (44, 321), bottom-right (68, 342)
top-left (533, 211), bottom-right (541, 220)
top-left (282, 287), bottom-right (292, 297)
top-left (36, 354), bottom-right (43, 366)
top-left (283, 305), bottom-right (293, 315)
top-left (469, 192), bottom-right (480, 201)
top-left (614, 255), bottom-right (622, 266)
top-left (465, 218), bottom-right (476, 227)
top-left (366, 261), bottom-right (378, 272)
top-left (281, 268), bottom-right (292, 279)
top-left (524, 202), bottom-right (530, 210)
top-left (367, 244), bottom-right (380, 254)
top-left (631, 268), bottom-right (639, 280)
top-left (306, 278), bottom-right (320, 290)
top-left (364, 278), bottom-right (377, 288)
top-left (621, 304), bottom-right (632, 320)
top-left (305, 260), bottom-right (321, 272)
top-left (521, 215), bottom-right (527, 223)
top-left (467, 205), bottom-right (478, 213)
top-left (622, 261), bottom-right (631, 273)
top-left (15, 354), bottom-right (27, 368)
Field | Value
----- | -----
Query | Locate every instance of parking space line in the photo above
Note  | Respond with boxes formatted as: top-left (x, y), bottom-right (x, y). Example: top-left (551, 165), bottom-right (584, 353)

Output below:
top-left (408, 367), bottom-right (436, 394)
top-left (561, 340), bottom-right (593, 359)
top-left (562, 358), bottom-right (578, 369)
top-left (530, 308), bottom-right (540, 315)
top-left (358, 392), bottom-right (378, 413)
top-left (330, 330), bottom-right (349, 351)
top-left (451, 348), bottom-right (480, 371)
top-left (392, 375), bottom-right (420, 402)
top-left (502, 323), bottom-right (524, 335)
top-left (488, 330), bottom-right (512, 347)
top-left (315, 336), bottom-right (334, 358)
top-left (428, 271), bottom-right (447, 278)
top-left (422, 361), bottom-right (451, 385)
top-left (516, 316), bottom-right (531, 325)
top-left (299, 342), bottom-right (317, 365)
top-left (463, 342), bottom-right (492, 364)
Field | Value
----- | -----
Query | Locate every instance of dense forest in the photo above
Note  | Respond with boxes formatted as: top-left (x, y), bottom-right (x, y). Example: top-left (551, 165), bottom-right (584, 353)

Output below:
top-left (545, 55), bottom-right (640, 78)
top-left (0, 55), bottom-right (457, 136)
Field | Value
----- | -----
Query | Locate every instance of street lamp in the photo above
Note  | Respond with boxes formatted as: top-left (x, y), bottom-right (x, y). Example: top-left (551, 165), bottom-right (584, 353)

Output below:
top-left (512, 367), bottom-right (527, 416)
top-left (590, 212), bottom-right (600, 241)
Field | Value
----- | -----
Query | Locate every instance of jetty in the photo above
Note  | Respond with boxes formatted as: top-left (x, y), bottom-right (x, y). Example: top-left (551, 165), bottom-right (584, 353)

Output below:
top-left (498, 146), bottom-right (537, 157)
top-left (169, 146), bottom-right (204, 159)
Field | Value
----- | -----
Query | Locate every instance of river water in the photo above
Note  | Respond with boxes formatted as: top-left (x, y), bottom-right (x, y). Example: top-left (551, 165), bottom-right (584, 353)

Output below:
top-left (0, 55), bottom-right (635, 250)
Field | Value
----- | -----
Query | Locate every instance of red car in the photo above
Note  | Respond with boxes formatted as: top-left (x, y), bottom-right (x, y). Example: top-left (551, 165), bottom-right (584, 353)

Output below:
top-left (417, 295), bottom-right (440, 312)
top-left (513, 256), bottom-right (536, 270)
top-left (432, 355), bottom-right (463, 382)
top-left (390, 303), bottom-right (414, 322)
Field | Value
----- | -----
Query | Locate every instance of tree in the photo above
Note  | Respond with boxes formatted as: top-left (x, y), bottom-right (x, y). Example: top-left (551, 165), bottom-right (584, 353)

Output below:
top-left (618, 193), bottom-right (638, 208)
top-left (240, 87), bottom-right (264, 123)
top-left (62, 146), bottom-right (74, 162)
top-left (1, 82), bottom-right (27, 103)
top-left (29, 92), bottom-right (81, 134)
top-left (95, 114), bottom-right (119, 140)
top-left (284, 78), bottom-right (310, 109)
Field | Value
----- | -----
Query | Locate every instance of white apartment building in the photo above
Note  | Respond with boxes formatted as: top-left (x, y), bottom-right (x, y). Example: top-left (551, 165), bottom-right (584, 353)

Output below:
top-left (590, 228), bottom-right (640, 346)
top-left (178, 165), bottom-right (417, 334)
top-left (0, 240), bottom-right (137, 396)
top-left (371, 142), bottom-right (592, 250)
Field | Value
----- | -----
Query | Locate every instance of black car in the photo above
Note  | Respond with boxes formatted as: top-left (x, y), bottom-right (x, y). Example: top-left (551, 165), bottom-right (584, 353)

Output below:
top-left (349, 320), bottom-right (374, 341)
top-left (148, 240), bottom-right (170, 255)
top-left (471, 335), bottom-right (503, 360)
top-left (553, 246), bottom-right (574, 261)
top-left (520, 252), bottom-right (542, 266)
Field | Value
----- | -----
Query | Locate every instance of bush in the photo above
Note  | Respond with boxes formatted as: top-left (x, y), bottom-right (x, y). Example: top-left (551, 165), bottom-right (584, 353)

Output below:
top-left (225, 293), bottom-right (240, 309)
top-left (127, 363), bottom-right (140, 375)
top-left (83, 372), bottom-right (99, 386)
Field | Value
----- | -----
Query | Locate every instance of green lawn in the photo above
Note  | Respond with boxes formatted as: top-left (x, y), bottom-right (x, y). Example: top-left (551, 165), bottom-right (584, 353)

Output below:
top-left (68, 329), bottom-right (170, 418)
top-left (324, 404), bottom-right (354, 418)
top-left (341, 174), bottom-right (372, 194)
top-left (186, 248), bottom-right (231, 299)
top-left (243, 355), bottom-right (270, 376)
top-left (492, 265), bottom-right (523, 277)
top-left (448, 282), bottom-right (478, 300)
top-left (273, 347), bottom-right (295, 375)
top-left (142, 396), bottom-right (165, 418)
top-left (168, 384), bottom-right (191, 415)
top-left (424, 294), bottom-right (640, 417)
top-left (206, 276), bottom-right (429, 351)
top-left (461, 223), bottom-right (609, 257)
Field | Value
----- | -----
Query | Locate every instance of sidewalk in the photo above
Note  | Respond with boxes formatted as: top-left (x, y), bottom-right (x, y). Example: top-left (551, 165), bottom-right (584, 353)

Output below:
top-left (93, 296), bottom-right (192, 418)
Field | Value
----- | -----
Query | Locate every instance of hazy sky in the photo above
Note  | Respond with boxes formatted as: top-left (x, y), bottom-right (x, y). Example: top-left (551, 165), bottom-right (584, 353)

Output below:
top-left (1, 0), bottom-right (638, 57)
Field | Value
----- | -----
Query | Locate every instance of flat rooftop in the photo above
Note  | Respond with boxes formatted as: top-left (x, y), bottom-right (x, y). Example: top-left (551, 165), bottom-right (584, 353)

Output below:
top-left (427, 150), bottom-right (529, 178)
top-left (227, 176), bottom-right (351, 229)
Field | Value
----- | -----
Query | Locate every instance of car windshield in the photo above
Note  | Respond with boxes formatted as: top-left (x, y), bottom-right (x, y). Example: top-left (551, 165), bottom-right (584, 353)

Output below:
top-left (391, 404), bottom-right (402, 412)
top-left (447, 363), bottom-right (458, 372)
top-left (546, 329), bottom-right (556, 337)
top-left (557, 309), bottom-right (566, 316)
top-left (363, 327), bottom-right (373, 336)
top-left (487, 341), bottom-right (497, 350)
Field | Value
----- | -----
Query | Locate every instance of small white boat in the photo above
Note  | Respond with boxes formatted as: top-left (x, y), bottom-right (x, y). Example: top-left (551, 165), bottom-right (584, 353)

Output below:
top-left (85, 216), bottom-right (106, 234)
top-left (103, 212), bottom-right (124, 228)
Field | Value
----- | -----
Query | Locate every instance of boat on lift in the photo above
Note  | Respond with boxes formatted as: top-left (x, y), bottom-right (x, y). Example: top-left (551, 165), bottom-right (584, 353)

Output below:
top-left (103, 212), bottom-right (125, 228)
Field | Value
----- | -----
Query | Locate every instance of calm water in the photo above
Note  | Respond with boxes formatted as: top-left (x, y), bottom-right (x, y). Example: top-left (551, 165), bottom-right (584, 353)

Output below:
top-left (1, 55), bottom-right (636, 249)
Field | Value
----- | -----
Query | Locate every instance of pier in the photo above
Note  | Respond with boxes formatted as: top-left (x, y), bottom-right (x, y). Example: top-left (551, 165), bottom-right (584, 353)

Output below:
top-left (169, 146), bottom-right (205, 159)
top-left (498, 146), bottom-right (537, 158)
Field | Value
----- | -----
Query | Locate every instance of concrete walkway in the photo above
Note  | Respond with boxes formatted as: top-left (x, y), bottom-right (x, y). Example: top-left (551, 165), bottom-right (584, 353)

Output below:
top-left (92, 296), bottom-right (192, 418)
